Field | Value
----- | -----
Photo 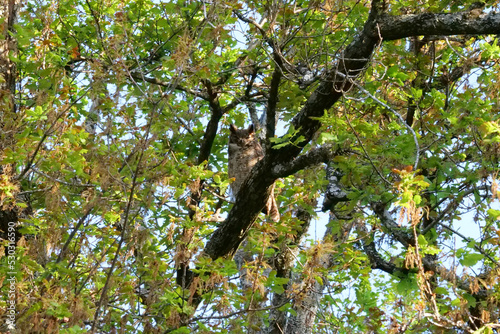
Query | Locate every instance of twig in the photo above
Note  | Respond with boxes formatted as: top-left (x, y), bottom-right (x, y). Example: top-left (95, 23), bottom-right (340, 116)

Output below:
top-left (31, 167), bottom-right (96, 188)
top-left (344, 111), bottom-right (392, 186)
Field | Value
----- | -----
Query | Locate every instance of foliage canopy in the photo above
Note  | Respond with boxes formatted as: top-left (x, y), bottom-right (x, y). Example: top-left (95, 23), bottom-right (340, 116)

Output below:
top-left (1, 0), bottom-right (500, 333)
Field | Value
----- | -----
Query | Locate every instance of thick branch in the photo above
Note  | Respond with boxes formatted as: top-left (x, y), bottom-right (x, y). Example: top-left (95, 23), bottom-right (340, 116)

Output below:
top-left (378, 11), bottom-right (500, 41)
top-left (286, 210), bottom-right (355, 334)
top-left (195, 79), bottom-right (225, 166)
top-left (0, 0), bottom-right (19, 109)
top-left (265, 58), bottom-right (282, 143)
top-left (268, 205), bottom-right (314, 334)
top-left (322, 166), bottom-right (349, 212)
top-left (271, 145), bottom-right (334, 178)
top-left (204, 159), bottom-right (274, 259)
top-left (177, 82), bottom-right (225, 292)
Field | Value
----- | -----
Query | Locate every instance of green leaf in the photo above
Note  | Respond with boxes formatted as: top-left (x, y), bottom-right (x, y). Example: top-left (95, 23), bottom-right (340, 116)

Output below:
top-left (413, 194), bottom-right (422, 205)
top-left (417, 234), bottom-right (428, 247)
top-left (463, 293), bottom-right (476, 307)
top-left (396, 276), bottom-right (418, 294)
top-left (435, 287), bottom-right (448, 294)
top-left (472, 326), bottom-right (494, 334)
top-left (318, 132), bottom-right (336, 144)
top-left (461, 253), bottom-right (484, 267)
top-left (487, 209), bottom-right (500, 220)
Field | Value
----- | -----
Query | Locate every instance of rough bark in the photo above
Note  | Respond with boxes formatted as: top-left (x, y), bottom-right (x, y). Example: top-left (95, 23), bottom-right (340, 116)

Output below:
top-left (378, 11), bottom-right (500, 41)
top-left (0, 0), bottom-right (22, 243)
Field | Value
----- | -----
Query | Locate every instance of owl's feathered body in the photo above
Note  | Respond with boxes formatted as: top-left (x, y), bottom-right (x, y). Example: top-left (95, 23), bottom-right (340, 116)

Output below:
top-left (228, 124), bottom-right (280, 222)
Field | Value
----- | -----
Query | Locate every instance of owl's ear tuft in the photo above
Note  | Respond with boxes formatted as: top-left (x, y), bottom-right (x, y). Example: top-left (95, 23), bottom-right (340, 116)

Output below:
top-left (230, 124), bottom-right (238, 133)
top-left (247, 124), bottom-right (254, 134)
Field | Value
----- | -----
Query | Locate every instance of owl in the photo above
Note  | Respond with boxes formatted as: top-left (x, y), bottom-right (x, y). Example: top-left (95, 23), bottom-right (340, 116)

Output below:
top-left (228, 124), bottom-right (280, 222)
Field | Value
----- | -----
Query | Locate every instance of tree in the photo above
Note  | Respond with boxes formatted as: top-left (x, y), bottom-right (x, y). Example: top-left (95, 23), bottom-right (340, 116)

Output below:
top-left (1, 0), bottom-right (499, 332)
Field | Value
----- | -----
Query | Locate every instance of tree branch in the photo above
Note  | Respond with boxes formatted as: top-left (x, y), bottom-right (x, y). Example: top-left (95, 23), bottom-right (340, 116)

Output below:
top-left (271, 145), bottom-right (334, 179)
top-left (197, 81), bottom-right (224, 165)
top-left (202, 4), bottom-right (500, 287)
top-left (358, 221), bottom-right (489, 300)
top-left (204, 158), bottom-right (275, 259)
top-left (378, 11), bottom-right (500, 41)
top-left (270, 10), bottom-right (382, 166)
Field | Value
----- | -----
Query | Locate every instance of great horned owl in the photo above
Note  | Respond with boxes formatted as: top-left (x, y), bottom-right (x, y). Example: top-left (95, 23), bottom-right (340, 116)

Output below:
top-left (228, 124), bottom-right (280, 222)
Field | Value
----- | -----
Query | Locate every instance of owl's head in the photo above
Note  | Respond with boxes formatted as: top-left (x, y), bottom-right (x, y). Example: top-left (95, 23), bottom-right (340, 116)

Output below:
top-left (229, 124), bottom-right (255, 146)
